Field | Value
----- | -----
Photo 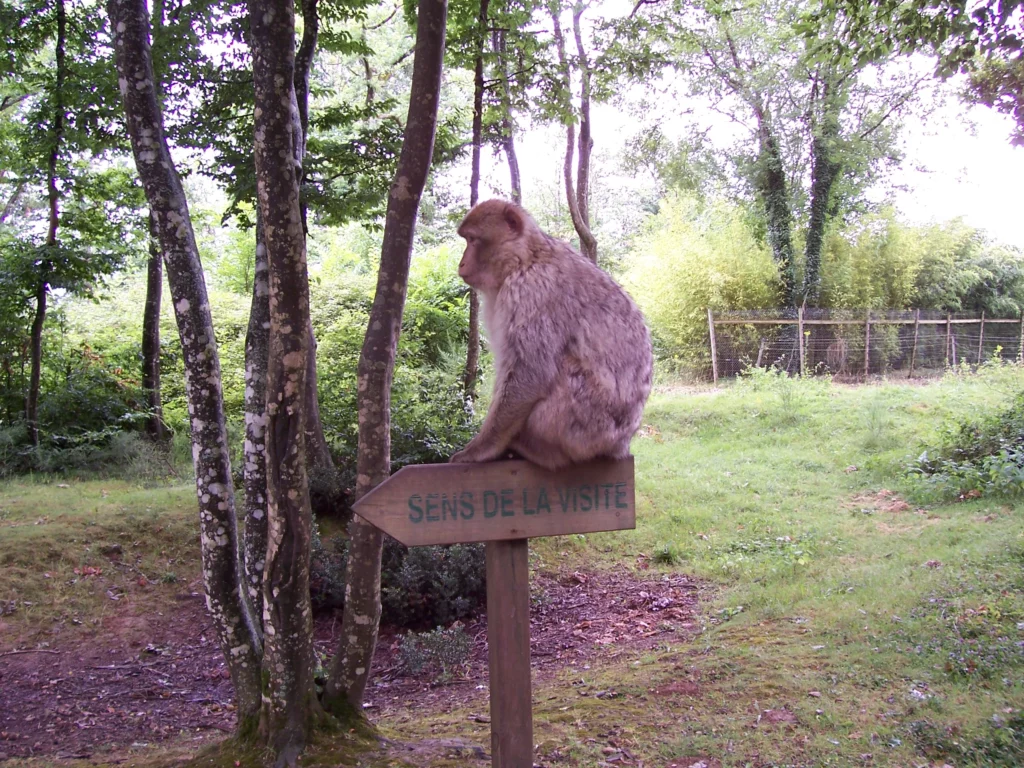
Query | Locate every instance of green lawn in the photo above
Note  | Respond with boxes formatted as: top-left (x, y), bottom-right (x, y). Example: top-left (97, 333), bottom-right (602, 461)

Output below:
top-left (3, 367), bottom-right (1024, 766)
top-left (522, 366), bottom-right (1024, 766)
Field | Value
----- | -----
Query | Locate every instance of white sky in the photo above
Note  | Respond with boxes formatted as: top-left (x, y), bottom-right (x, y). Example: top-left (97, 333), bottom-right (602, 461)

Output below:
top-left (502, 65), bottom-right (1024, 250)
top-left (889, 104), bottom-right (1024, 249)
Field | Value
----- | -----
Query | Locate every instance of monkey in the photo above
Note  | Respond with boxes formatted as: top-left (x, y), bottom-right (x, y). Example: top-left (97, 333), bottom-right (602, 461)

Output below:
top-left (449, 199), bottom-right (653, 472)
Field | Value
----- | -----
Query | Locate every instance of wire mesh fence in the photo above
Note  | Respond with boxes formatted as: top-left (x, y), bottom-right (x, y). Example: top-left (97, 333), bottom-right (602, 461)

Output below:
top-left (708, 309), bottom-right (1024, 382)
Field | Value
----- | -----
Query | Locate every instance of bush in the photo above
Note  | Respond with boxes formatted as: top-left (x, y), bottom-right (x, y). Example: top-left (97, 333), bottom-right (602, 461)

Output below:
top-left (310, 527), bottom-right (348, 611)
top-left (381, 540), bottom-right (486, 628)
top-left (0, 426), bottom-right (177, 479)
top-left (398, 624), bottom-right (473, 682)
top-left (308, 533), bottom-right (487, 628)
top-left (624, 194), bottom-right (781, 373)
top-left (910, 387), bottom-right (1024, 497)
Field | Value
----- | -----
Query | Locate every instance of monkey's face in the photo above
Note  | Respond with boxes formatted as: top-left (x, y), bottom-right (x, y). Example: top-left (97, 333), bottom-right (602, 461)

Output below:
top-left (458, 228), bottom-right (502, 294)
top-left (457, 201), bottom-right (528, 295)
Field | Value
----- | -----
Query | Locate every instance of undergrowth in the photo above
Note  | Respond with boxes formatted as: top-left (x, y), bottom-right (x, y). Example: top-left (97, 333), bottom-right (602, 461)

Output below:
top-left (910, 362), bottom-right (1024, 498)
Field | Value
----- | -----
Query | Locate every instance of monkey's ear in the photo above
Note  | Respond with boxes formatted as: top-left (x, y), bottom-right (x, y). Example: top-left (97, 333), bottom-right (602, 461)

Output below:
top-left (503, 205), bottom-right (525, 236)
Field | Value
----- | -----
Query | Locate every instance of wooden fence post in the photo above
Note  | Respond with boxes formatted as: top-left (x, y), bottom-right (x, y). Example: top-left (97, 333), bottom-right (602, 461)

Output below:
top-left (1019, 314), bottom-right (1024, 365)
top-left (908, 309), bottom-right (920, 379)
top-left (978, 311), bottom-right (985, 364)
top-left (797, 307), bottom-right (805, 376)
top-left (946, 314), bottom-right (952, 368)
top-left (863, 310), bottom-right (871, 379)
top-left (707, 308), bottom-right (718, 385)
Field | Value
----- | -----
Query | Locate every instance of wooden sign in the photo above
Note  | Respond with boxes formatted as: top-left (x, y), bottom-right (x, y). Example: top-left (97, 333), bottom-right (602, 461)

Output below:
top-left (353, 455), bottom-right (638, 768)
top-left (351, 457), bottom-right (636, 547)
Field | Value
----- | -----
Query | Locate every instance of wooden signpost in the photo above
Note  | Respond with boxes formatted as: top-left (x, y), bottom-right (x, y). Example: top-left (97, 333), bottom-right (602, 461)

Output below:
top-left (352, 457), bottom-right (637, 768)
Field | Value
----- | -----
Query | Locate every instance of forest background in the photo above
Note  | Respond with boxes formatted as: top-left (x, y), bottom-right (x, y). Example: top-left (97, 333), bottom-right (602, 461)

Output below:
top-left (1, 0), bottom-right (1023, 762)
top-left (2, 0), bottom-right (1023, 476)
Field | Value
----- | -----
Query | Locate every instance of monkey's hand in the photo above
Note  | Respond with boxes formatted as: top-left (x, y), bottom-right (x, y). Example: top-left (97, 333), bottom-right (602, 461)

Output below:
top-left (449, 439), bottom-right (502, 464)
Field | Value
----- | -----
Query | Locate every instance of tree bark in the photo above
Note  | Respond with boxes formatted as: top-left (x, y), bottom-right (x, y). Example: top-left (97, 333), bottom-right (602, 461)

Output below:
top-left (107, 0), bottom-right (263, 730)
top-left (464, 0), bottom-right (489, 401)
top-left (492, 29), bottom-right (521, 203)
top-left (26, 279), bottom-right (46, 447)
top-left (802, 98), bottom-right (842, 308)
top-left (293, 0), bottom-right (335, 474)
top-left (242, 214), bottom-right (269, 631)
top-left (324, 0), bottom-right (448, 712)
top-left (248, 0), bottom-right (320, 760)
top-left (551, 1), bottom-right (597, 262)
top-left (142, 209), bottom-right (166, 441)
top-left (755, 118), bottom-right (796, 307)
top-left (571, 2), bottom-right (595, 258)
top-left (27, 0), bottom-right (66, 448)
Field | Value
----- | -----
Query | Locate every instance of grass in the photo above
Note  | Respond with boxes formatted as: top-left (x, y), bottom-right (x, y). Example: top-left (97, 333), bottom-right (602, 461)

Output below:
top-left (522, 363), bottom-right (1024, 766)
top-left (0, 478), bottom-right (202, 644)
top-left (4, 364), bottom-right (1024, 765)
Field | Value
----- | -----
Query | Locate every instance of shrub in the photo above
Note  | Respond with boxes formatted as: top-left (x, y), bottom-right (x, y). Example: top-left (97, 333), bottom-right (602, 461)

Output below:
top-left (381, 540), bottom-right (486, 628)
top-left (910, 388), bottom-right (1024, 497)
top-left (307, 533), bottom-right (487, 629)
top-left (398, 624), bottom-right (474, 682)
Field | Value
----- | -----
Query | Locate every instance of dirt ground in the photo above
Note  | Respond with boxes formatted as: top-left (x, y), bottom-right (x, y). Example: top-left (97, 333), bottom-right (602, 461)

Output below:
top-left (0, 568), bottom-right (702, 763)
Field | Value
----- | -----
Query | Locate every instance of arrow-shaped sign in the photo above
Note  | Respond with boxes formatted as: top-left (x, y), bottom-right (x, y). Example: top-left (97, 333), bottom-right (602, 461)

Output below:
top-left (352, 457), bottom-right (636, 547)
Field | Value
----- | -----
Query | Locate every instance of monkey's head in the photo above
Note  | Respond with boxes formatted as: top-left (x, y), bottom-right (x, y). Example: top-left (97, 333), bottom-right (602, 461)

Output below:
top-left (457, 200), bottom-right (535, 295)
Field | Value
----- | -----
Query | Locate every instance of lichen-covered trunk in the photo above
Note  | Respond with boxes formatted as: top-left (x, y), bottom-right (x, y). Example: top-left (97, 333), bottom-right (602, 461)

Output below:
top-left (292, 0), bottom-right (334, 476)
top-left (303, 326), bottom-right (334, 472)
top-left (142, 210), bottom-right (166, 441)
top-left (756, 121), bottom-right (796, 307)
top-left (324, 0), bottom-right (448, 712)
top-left (464, 0), bottom-right (489, 401)
top-left (803, 111), bottom-right (841, 308)
top-left (248, 0), bottom-right (319, 761)
top-left (107, 0), bottom-right (263, 730)
top-left (242, 216), bottom-right (269, 628)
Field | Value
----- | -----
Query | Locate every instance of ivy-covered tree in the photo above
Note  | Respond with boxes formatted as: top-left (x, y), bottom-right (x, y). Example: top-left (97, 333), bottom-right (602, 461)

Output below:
top-left (624, 0), bottom-right (925, 306)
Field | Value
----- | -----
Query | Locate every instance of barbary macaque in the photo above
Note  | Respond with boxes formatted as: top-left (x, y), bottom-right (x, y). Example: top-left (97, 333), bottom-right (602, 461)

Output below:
top-left (450, 199), bottom-right (653, 471)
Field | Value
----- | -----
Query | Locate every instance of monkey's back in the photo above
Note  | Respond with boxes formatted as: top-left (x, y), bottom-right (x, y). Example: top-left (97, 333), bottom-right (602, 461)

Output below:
top-left (503, 242), bottom-right (653, 458)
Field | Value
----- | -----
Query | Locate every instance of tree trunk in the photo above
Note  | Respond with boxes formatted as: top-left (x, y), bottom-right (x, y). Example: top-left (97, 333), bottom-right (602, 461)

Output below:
top-left (551, 1), bottom-right (597, 262)
top-left (571, 2), bottom-right (595, 259)
top-left (26, 279), bottom-right (46, 447)
top-left (492, 29), bottom-right (521, 203)
top-left (108, 0), bottom-right (263, 731)
top-left (142, 210), bottom-right (166, 441)
top-left (756, 119), bottom-right (796, 306)
top-left (293, 0), bottom-right (334, 475)
top-left (242, 214), bottom-right (269, 631)
top-left (802, 106), bottom-right (841, 308)
top-left (324, 0), bottom-right (448, 712)
top-left (248, 0), bottom-right (320, 760)
top-left (28, 0), bottom-right (66, 448)
top-left (464, 0), bottom-right (489, 402)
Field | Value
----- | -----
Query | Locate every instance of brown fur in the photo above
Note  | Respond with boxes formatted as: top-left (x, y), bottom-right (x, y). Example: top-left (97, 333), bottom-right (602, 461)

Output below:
top-left (451, 199), bottom-right (653, 471)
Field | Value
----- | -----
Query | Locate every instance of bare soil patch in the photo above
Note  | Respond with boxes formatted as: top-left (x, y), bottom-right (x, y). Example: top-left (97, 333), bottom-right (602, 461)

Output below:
top-left (0, 569), bottom-right (702, 762)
